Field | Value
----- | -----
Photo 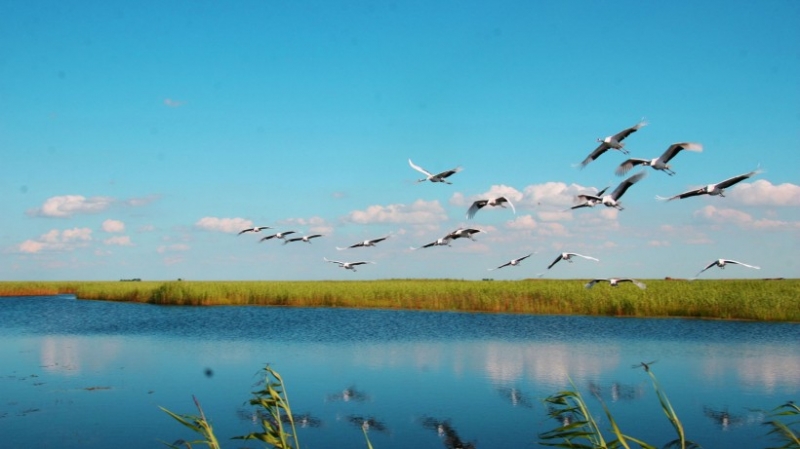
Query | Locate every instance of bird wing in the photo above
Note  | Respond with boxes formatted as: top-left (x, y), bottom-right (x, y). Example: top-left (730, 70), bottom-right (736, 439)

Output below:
top-left (660, 142), bottom-right (703, 163)
top-left (615, 158), bottom-right (648, 176)
top-left (547, 254), bottom-right (564, 270)
top-left (580, 142), bottom-right (610, 168)
top-left (663, 186), bottom-right (706, 201)
top-left (489, 261), bottom-right (511, 271)
top-left (517, 253), bottom-right (533, 262)
top-left (408, 159), bottom-right (433, 177)
top-left (571, 253), bottom-right (599, 262)
top-left (716, 169), bottom-right (760, 189)
top-left (611, 171), bottom-right (647, 200)
top-left (324, 258), bottom-right (345, 265)
top-left (369, 236), bottom-right (389, 244)
top-left (499, 197), bottom-right (516, 214)
top-left (726, 260), bottom-right (760, 269)
top-left (467, 200), bottom-right (488, 219)
top-left (308, 234), bottom-right (323, 240)
top-left (612, 120), bottom-right (647, 142)
top-left (584, 279), bottom-right (604, 289)
top-left (260, 235), bottom-right (276, 241)
top-left (696, 261), bottom-right (719, 276)
top-left (595, 186), bottom-right (610, 197)
top-left (350, 261), bottom-right (373, 266)
top-left (435, 167), bottom-right (462, 179)
top-left (238, 228), bottom-right (253, 235)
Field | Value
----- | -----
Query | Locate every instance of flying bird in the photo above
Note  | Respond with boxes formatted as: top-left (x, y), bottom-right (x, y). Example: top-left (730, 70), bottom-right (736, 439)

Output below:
top-left (657, 168), bottom-right (761, 201)
top-left (410, 236), bottom-right (453, 250)
top-left (259, 231), bottom-right (296, 242)
top-left (408, 159), bottom-right (462, 184)
top-left (447, 227), bottom-right (483, 241)
top-left (238, 226), bottom-right (273, 235)
top-left (466, 197), bottom-right (516, 219)
top-left (584, 171), bottom-right (647, 210)
top-left (695, 259), bottom-right (760, 278)
top-left (283, 234), bottom-right (323, 245)
top-left (489, 253), bottom-right (533, 271)
top-left (324, 258), bottom-right (375, 272)
top-left (585, 278), bottom-right (646, 289)
top-left (579, 120), bottom-right (647, 168)
top-left (336, 236), bottom-right (390, 250)
top-left (571, 186), bottom-right (609, 210)
top-left (547, 252), bottom-right (600, 270)
top-left (615, 142), bottom-right (703, 176)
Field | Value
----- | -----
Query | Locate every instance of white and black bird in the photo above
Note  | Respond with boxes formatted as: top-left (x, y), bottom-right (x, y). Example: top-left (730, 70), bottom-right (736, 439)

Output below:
top-left (489, 253), bottom-right (533, 271)
top-left (410, 236), bottom-right (453, 250)
top-left (579, 120), bottom-right (647, 168)
top-left (585, 278), bottom-right (646, 289)
top-left (466, 196), bottom-right (516, 219)
top-left (447, 227), bottom-right (483, 241)
top-left (582, 171), bottom-right (647, 210)
top-left (547, 252), bottom-right (600, 270)
top-left (238, 226), bottom-right (273, 235)
top-left (657, 168), bottom-right (761, 201)
top-left (408, 159), bottom-right (462, 184)
top-left (695, 259), bottom-right (760, 278)
top-left (571, 186), bottom-right (609, 210)
top-left (283, 234), bottom-right (323, 245)
top-left (336, 236), bottom-right (390, 250)
top-left (260, 231), bottom-right (296, 242)
top-left (324, 257), bottom-right (375, 272)
top-left (616, 142), bottom-right (703, 176)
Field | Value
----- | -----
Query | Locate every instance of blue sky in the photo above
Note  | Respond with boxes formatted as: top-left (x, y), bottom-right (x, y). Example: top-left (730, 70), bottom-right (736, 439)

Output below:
top-left (2, 1), bottom-right (798, 281)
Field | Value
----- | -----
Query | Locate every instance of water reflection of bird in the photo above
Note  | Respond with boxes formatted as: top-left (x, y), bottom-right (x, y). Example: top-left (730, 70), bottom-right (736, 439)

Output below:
top-left (420, 417), bottom-right (477, 449)
top-left (587, 381), bottom-right (644, 402)
top-left (236, 408), bottom-right (323, 428)
top-left (327, 386), bottom-right (370, 403)
top-left (347, 415), bottom-right (389, 433)
top-left (496, 386), bottom-right (535, 408)
top-left (632, 360), bottom-right (657, 372)
top-left (546, 405), bottom-right (577, 427)
top-left (703, 406), bottom-right (746, 431)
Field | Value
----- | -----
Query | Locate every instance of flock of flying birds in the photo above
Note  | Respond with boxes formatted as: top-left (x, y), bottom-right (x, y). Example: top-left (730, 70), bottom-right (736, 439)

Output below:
top-left (238, 120), bottom-right (763, 286)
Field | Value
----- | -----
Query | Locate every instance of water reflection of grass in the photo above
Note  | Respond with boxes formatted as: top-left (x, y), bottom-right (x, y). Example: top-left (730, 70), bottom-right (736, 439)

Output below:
top-left (1, 279), bottom-right (798, 322)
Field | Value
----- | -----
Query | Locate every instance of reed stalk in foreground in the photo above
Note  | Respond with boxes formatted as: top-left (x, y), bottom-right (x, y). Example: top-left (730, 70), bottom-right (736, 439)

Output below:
top-left (540, 367), bottom-right (702, 449)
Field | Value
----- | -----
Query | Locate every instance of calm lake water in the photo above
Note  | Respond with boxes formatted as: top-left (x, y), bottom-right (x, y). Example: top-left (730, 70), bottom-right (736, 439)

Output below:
top-left (1, 295), bottom-right (798, 449)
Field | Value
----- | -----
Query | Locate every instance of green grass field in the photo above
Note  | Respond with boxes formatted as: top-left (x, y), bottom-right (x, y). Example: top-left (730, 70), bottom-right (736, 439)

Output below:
top-left (1, 278), bottom-right (797, 322)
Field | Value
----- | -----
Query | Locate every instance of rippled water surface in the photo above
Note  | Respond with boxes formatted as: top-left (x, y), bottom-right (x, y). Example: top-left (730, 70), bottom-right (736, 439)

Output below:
top-left (1, 295), bottom-right (798, 449)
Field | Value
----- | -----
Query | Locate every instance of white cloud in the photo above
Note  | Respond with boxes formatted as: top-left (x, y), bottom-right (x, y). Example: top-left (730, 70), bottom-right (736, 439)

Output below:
top-left (693, 205), bottom-right (752, 226)
top-left (730, 180), bottom-right (800, 207)
top-left (17, 227), bottom-right (93, 253)
top-left (18, 240), bottom-right (45, 254)
top-left (157, 244), bottom-right (191, 254)
top-left (346, 199), bottom-right (448, 225)
top-left (104, 236), bottom-right (133, 246)
top-left (281, 216), bottom-right (334, 234)
top-left (506, 215), bottom-right (538, 230)
top-left (693, 205), bottom-right (800, 231)
top-left (28, 195), bottom-right (114, 218)
top-left (520, 182), bottom-right (598, 208)
top-left (163, 98), bottom-right (185, 108)
top-left (450, 185), bottom-right (523, 207)
top-left (102, 219), bottom-right (125, 233)
top-left (537, 210), bottom-right (573, 222)
top-left (195, 217), bottom-right (252, 233)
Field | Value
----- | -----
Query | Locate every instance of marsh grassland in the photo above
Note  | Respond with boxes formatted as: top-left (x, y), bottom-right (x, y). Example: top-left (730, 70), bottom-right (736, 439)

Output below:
top-left (1, 279), bottom-right (797, 322)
